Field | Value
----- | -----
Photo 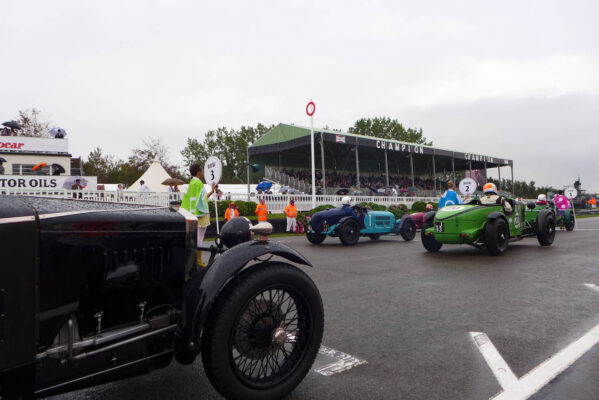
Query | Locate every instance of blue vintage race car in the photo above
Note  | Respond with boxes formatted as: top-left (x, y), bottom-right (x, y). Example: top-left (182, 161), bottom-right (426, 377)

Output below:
top-left (306, 205), bottom-right (417, 245)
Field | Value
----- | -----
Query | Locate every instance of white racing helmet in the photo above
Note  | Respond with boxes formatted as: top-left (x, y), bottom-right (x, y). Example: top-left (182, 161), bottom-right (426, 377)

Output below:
top-left (537, 194), bottom-right (547, 202)
top-left (341, 196), bottom-right (351, 206)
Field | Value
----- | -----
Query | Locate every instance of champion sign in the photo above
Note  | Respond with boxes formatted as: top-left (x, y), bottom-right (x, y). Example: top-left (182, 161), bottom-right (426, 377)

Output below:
top-left (376, 140), bottom-right (424, 154)
top-left (464, 153), bottom-right (495, 164)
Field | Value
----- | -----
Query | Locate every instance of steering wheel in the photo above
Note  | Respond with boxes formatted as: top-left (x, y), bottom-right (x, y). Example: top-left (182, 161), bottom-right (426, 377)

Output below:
top-left (352, 205), bottom-right (362, 217)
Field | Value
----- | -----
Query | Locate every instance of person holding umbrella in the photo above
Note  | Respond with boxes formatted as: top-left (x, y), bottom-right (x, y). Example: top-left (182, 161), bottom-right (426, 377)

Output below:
top-left (71, 179), bottom-right (83, 190)
top-left (52, 164), bottom-right (65, 176)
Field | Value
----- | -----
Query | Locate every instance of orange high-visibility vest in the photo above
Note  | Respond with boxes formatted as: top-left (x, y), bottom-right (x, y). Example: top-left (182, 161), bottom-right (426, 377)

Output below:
top-left (284, 204), bottom-right (297, 218)
top-left (224, 207), bottom-right (239, 221)
top-left (255, 203), bottom-right (268, 221)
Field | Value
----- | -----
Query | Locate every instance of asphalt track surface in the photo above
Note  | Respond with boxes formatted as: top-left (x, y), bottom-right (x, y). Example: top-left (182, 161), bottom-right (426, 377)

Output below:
top-left (51, 217), bottom-right (599, 400)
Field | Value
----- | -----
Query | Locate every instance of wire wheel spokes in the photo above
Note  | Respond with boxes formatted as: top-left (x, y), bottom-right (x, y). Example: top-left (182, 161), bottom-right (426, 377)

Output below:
top-left (230, 286), bottom-right (310, 387)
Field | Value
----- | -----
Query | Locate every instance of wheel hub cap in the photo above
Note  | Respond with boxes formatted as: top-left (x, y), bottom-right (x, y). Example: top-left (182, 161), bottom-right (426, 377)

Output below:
top-left (272, 327), bottom-right (288, 347)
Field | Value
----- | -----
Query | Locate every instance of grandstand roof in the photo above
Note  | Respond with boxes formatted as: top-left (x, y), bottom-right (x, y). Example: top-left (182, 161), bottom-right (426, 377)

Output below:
top-left (249, 123), bottom-right (513, 168)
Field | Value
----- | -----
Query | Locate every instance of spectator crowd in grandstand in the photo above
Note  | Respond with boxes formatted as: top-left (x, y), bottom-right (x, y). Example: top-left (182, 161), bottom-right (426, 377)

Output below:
top-left (281, 168), bottom-right (436, 196)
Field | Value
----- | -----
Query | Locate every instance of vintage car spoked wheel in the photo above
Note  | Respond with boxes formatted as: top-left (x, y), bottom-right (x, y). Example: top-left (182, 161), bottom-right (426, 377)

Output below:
top-left (485, 218), bottom-right (509, 256)
top-left (201, 263), bottom-right (324, 400)
top-left (338, 219), bottom-right (360, 245)
top-left (400, 218), bottom-right (417, 241)
top-left (421, 219), bottom-right (442, 252)
top-left (537, 213), bottom-right (556, 246)
top-left (369, 233), bottom-right (381, 240)
top-left (306, 231), bottom-right (326, 244)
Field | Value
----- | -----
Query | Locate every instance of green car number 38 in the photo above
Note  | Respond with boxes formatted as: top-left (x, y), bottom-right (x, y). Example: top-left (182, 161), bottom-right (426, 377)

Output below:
top-left (421, 199), bottom-right (556, 256)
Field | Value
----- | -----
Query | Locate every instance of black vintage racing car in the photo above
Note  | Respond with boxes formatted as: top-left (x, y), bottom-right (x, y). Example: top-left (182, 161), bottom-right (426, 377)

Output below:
top-left (0, 195), bottom-right (324, 399)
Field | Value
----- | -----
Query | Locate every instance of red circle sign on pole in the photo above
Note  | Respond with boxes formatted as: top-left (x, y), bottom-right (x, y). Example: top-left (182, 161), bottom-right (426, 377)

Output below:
top-left (306, 101), bottom-right (316, 116)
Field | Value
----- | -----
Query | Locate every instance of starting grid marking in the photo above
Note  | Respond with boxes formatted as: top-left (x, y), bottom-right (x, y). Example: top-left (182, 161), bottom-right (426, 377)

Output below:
top-left (313, 345), bottom-right (367, 376)
top-left (470, 283), bottom-right (599, 399)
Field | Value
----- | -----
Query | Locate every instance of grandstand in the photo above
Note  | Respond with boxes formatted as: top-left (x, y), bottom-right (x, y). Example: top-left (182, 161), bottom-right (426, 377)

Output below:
top-left (248, 123), bottom-right (514, 197)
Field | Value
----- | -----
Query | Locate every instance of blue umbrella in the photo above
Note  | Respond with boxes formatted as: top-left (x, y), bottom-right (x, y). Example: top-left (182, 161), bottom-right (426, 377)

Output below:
top-left (256, 181), bottom-right (272, 191)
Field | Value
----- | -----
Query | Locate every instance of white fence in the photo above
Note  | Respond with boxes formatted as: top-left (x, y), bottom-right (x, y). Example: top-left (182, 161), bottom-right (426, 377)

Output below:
top-left (0, 189), bottom-right (183, 206)
top-left (1, 188), bottom-right (438, 213)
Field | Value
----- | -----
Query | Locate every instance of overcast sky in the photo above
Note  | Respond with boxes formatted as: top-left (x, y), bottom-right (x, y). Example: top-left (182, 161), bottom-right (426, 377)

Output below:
top-left (2, 1), bottom-right (597, 191)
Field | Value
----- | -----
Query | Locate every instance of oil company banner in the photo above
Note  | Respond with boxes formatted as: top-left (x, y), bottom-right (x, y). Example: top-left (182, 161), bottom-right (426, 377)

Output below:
top-left (0, 175), bottom-right (98, 190)
top-left (0, 136), bottom-right (69, 154)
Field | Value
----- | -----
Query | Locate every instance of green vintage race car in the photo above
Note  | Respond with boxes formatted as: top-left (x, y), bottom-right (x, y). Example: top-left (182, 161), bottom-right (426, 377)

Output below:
top-left (421, 198), bottom-right (556, 256)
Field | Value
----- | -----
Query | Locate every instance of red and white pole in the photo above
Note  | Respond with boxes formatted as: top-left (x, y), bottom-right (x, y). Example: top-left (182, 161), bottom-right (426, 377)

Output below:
top-left (306, 101), bottom-right (316, 209)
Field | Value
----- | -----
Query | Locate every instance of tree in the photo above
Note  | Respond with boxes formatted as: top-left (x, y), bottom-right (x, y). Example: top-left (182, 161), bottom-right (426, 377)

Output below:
top-left (181, 123), bottom-right (273, 183)
top-left (83, 138), bottom-right (184, 185)
top-left (14, 108), bottom-right (50, 137)
top-left (128, 137), bottom-right (183, 180)
top-left (348, 117), bottom-right (431, 145)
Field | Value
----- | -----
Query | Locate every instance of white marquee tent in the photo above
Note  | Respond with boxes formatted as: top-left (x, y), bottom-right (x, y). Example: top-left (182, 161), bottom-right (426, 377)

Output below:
top-left (128, 158), bottom-right (172, 192)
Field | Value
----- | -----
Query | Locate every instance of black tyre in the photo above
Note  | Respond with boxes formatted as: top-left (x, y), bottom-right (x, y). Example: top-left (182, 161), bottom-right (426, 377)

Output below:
top-left (400, 218), bottom-right (417, 241)
top-left (201, 263), bottom-right (324, 400)
top-left (338, 219), bottom-right (360, 245)
top-left (537, 213), bottom-right (556, 246)
top-left (485, 218), bottom-right (509, 256)
top-left (369, 234), bottom-right (381, 240)
top-left (421, 219), bottom-right (442, 252)
top-left (564, 214), bottom-right (575, 231)
top-left (306, 231), bottom-right (326, 244)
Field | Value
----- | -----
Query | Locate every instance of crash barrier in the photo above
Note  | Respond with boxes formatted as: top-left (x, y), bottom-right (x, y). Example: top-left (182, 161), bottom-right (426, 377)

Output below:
top-left (234, 194), bottom-right (438, 213)
top-left (0, 188), bottom-right (437, 213)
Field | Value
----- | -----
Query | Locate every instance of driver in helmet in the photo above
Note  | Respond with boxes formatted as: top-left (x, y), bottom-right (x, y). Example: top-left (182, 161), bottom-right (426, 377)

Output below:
top-left (341, 196), bottom-right (359, 219)
top-left (536, 194), bottom-right (549, 205)
top-left (479, 183), bottom-right (512, 213)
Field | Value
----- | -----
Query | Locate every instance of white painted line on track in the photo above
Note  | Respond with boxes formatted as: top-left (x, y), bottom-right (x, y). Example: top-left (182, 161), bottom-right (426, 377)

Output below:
top-left (314, 345), bottom-right (367, 376)
top-left (471, 324), bottom-right (599, 400)
top-left (470, 332), bottom-right (519, 390)
top-left (571, 228), bottom-right (599, 231)
top-left (584, 283), bottom-right (599, 293)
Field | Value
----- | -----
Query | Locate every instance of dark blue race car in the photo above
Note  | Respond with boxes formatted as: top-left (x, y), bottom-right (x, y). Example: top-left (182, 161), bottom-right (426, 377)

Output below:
top-left (306, 204), bottom-right (416, 245)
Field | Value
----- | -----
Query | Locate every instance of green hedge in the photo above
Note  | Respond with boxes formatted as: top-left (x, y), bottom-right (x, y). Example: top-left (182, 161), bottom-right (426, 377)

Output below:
top-left (388, 204), bottom-right (410, 218)
top-left (360, 202), bottom-right (387, 211)
top-left (410, 201), bottom-right (438, 212)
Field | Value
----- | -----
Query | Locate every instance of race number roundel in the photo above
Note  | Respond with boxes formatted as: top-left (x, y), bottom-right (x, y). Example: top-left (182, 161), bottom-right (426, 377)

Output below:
top-left (204, 156), bottom-right (222, 186)
top-left (306, 101), bottom-right (316, 116)
top-left (458, 178), bottom-right (477, 196)
top-left (565, 187), bottom-right (578, 200)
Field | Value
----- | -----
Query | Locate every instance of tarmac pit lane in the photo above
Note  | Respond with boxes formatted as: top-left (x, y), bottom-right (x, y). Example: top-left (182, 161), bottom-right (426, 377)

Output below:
top-left (49, 217), bottom-right (599, 400)
top-left (471, 282), bottom-right (599, 400)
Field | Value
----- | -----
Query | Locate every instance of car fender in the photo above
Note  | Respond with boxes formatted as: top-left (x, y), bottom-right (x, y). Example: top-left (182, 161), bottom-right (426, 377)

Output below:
top-left (423, 211), bottom-right (436, 226)
top-left (394, 214), bottom-right (413, 232)
top-left (337, 215), bottom-right (361, 229)
top-left (487, 211), bottom-right (508, 222)
top-left (176, 240), bottom-right (312, 360)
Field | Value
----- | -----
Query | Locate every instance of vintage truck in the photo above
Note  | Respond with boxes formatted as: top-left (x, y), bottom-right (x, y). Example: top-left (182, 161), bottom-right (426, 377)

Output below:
top-left (0, 195), bottom-right (324, 399)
